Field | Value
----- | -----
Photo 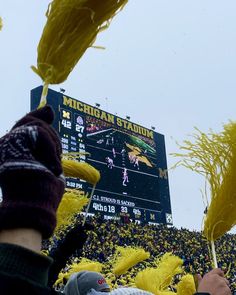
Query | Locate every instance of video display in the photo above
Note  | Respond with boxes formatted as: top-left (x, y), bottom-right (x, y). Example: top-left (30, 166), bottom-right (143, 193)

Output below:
top-left (31, 86), bottom-right (172, 224)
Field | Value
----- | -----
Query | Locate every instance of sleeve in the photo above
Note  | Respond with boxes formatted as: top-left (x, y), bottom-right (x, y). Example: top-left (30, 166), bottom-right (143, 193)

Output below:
top-left (0, 243), bottom-right (56, 294)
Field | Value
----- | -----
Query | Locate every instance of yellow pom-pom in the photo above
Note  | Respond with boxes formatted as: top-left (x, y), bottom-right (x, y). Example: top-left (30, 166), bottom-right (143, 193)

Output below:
top-left (32, 0), bottom-right (128, 84)
top-left (172, 122), bottom-right (236, 241)
top-left (177, 274), bottom-right (196, 295)
top-left (54, 258), bottom-right (104, 287)
top-left (62, 158), bottom-right (101, 185)
top-left (69, 258), bottom-right (103, 274)
top-left (135, 253), bottom-right (183, 295)
top-left (203, 125), bottom-right (236, 240)
top-left (112, 246), bottom-right (150, 276)
top-left (56, 189), bottom-right (89, 232)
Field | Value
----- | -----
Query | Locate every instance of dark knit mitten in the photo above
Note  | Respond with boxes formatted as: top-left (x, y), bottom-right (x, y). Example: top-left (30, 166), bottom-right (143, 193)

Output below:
top-left (48, 223), bottom-right (94, 287)
top-left (0, 106), bottom-right (65, 239)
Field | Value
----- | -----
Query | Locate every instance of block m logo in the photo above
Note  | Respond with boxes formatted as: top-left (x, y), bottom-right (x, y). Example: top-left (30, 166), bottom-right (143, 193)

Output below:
top-left (158, 168), bottom-right (168, 179)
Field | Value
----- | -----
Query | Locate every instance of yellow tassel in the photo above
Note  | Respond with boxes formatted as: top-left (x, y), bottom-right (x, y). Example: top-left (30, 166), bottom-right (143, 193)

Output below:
top-left (111, 246), bottom-right (150, 276)
top-left (135, 253), bottom-right (183, 295)
top-left (172, 122), bottom-right (236, 241)
top-left (0, 17), bottom-right (3, 31)
top-left (32, 0), bottom-right (128, 85)
top-left (177, 274), bottom-right (196, 295)
top-left (55, 189), bottom-right (89, 233)
top-left (62, 158), bottom-right (100, 185)
top-left (54, 258), bottom-right (103, 287)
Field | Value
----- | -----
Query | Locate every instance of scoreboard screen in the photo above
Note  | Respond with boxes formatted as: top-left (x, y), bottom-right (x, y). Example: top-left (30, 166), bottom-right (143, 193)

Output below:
top-left (31, 86), bottom-right (172, 225)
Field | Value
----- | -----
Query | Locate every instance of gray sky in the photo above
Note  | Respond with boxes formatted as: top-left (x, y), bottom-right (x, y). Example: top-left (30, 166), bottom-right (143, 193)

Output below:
top-left (1, 1), bottom-right (236, 232)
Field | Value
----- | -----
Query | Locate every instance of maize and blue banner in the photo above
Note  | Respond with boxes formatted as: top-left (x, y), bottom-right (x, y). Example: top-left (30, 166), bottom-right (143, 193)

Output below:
top-left (31, 86), bottom-right (172, 225)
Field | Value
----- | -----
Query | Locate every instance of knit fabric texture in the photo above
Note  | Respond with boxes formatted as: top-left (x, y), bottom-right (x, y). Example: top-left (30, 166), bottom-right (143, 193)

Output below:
top-left (0, 106), bottom-right (65, 238)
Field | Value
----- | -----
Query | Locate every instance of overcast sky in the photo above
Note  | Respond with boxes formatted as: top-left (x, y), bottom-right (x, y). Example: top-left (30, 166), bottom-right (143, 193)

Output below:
top-left (1, 1), bottom-right (236, 232)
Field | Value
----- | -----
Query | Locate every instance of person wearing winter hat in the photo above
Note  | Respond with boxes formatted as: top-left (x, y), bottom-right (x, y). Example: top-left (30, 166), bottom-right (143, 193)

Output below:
top-left (0, 105), bottom-right (65, 294)
top-left (64, 271), bottom-right (110, 295)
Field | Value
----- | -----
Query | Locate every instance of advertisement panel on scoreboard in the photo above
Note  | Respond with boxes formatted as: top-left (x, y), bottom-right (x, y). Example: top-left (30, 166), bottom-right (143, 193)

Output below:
top-left (31, 86), bottom-right (172, 225)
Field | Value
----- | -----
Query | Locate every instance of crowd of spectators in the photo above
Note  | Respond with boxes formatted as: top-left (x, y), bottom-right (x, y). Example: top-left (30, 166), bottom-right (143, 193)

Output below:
top-left (48, 215), bottom-right (236, 291)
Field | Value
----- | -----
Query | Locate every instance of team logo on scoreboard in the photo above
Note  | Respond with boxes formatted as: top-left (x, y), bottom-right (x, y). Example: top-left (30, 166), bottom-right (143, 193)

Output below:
top-left (150, 213), bottom-right (156, 221)
top-left (75, 114), bottom-right (84, 125)
top-left (61, 109), bottom-right (71, 120)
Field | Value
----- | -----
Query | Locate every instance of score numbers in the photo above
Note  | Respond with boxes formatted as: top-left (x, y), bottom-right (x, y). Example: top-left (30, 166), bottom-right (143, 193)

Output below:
top-left (92, 202), bottom-right (142, 217)
top-left (93, 203), bottom-right (115, 213)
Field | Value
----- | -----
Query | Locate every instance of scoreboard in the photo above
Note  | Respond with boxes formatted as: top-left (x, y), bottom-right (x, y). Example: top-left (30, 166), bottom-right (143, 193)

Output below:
top-left (31, 86), bottom-right (172, 225)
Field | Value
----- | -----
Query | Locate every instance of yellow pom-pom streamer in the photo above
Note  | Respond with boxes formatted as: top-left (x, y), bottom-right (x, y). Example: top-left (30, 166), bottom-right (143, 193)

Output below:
top-left (69, 258), bottom-right (103, 274)
top-left (54, 258), bottom-right (103, 286)
top-left (32, 0), bottom-right (128, 105)
top-left (112, 246), bottom-right (150, 276)
top-left (172, 122), bottom-right (236, 267)
top-left (62, 158), bottom-right (100, 185)
top-left (135, 253), bottom-right (183, 295)
top-left (176, 274), bottom-right (196, 295)
top-left (55, 189), bottom-right (89, 233)
top-left (62, 154), bottom-right (101, 225)
top-left (0, 17), bottom-right (3, 31)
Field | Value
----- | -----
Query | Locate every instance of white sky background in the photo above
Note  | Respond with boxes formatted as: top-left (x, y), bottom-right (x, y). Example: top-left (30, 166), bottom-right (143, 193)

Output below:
top-left (1, 1), bottom-right (236, 232)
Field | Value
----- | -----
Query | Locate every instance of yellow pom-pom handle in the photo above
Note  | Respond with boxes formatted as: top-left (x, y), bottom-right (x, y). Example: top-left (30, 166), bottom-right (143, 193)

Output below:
top-left (37, 83), bottom-right (49, 109)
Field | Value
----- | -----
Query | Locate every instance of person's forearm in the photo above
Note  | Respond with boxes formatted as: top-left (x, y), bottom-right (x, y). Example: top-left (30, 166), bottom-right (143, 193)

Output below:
top-left (48, 225), bottom-right (88, 287)
top-left (0, 228), bottom-right (42, 252)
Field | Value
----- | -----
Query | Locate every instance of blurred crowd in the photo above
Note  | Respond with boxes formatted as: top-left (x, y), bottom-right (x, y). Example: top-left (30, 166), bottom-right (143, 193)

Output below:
top-left (47, 215), bottom-right (236, 291)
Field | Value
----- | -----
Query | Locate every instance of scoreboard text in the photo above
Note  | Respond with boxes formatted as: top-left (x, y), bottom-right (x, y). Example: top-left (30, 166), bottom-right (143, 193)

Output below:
top-left (31, 86), bottom-right (172, 225)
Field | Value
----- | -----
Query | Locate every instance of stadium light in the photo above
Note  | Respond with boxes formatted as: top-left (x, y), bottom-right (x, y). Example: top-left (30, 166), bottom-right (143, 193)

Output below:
top-left (151, 126), bottom-right (156, 130)
top-left (95, 103), bottom-right (100, 108)
top-left (126, 116), bottom-right (131, 120)
top-left (60, 88), bottom-right (66, 93)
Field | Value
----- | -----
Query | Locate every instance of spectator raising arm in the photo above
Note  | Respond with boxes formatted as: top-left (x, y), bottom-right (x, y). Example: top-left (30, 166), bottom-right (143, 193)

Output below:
top-left (0, 106), bottom-right (65, 294)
